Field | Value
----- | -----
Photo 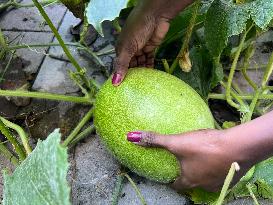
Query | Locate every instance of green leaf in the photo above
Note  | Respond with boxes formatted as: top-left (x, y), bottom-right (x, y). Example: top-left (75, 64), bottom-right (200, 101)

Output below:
top-left (249, 0), bottom-right (273, 29)
top-left (251, 157), bottom-right (273, 188)
top-left (188, 188), bottom-right (219, 204)
top-left (86, 0), bottom-right (130, 36)
top-left (211, 57), bottom-right (224, 88)
top-left (222, 121), bottom-right (236, 129)
top-left (3, 129), bottom-right (70, 205)
top-left (228, 157), bottom-right (273, 200)
top-left (204, 0), bottom-right (249, 57)
top-left (173, 46), bottom-right (213, 98)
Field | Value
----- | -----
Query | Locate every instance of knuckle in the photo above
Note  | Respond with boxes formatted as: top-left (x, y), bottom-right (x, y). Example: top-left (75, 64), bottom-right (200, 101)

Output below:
top-left (141, 132), bottom-right (157, 147)
top-left (114, 58), bottom-right (127, 72)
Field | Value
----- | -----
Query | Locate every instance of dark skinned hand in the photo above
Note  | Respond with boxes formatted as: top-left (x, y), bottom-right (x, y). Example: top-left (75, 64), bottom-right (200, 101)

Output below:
top-left (126, 110), bottom-right (273, 192)
top-left (112, 0), bottom-right (193, 85)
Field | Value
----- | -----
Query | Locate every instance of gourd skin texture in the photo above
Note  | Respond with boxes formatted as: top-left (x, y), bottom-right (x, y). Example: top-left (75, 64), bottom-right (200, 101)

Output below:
top-left (94, 68), bottom-right (214, 183)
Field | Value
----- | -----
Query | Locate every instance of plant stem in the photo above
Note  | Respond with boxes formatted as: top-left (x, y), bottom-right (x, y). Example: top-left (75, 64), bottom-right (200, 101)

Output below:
top-left (226, 30), bottom-right (248, 109)
top-left (224, 75), bottom-right (242, 94)
top-left (69, 125), bottom-right (95, 148)
top-left (0, 143), bottom-right (19, 166)
top-left (169, 0), bottom-right (200, 74)
top-left (0, 28), bottom-right (7, 59)
top-left (80, 15), bottom-right (89, 45)
top-left (63, 108), bottom-right (94, 147)
top-left (7, 42), bottom-right (81, 51)
top-left (111, 174), bottom-right (125, 205)
top-left (0, 50), bottom-right (15, 83)
top-left (162, 59), bottom-right (170, 73)
top-left (0, 0), bottom-right (57, 10)
top-left (95, 48), bottom-right (115, 56)
top-left (0, 89), bottom-right (92, 104)
top-left (31, 0), bottom-right (91, 90)
top-left (0, 117), bottom-right (32, 155)
top-left (261, 52), bottom-right (273, 88)
top-left (241, 44), bottom-right (257, 90)
top-left (246, 183), bottom-right (260, 205)
top-left (123, 173), bottom-right (147, 205)
top-left (220, 81), bottom-right (246, 108)
top-left (241, 89), bottom-right (261, 123)
top-left (0, 118), bottom-right (26, 161)
top-left (208, 93), bottom-right (273, 100)
top-left (215, 162), bottom-right (240, 205)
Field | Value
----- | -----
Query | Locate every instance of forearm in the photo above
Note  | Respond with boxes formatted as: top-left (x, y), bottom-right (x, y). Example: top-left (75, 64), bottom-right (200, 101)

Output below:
top-left (227, 110), bottom-right (273, 166)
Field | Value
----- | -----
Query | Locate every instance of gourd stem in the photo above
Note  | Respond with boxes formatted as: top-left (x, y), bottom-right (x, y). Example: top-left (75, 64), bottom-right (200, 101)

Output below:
top-left (63, 108), bottom-right (94, 147)
top-left (0, 89), bottom-right (92, 104)
top-left (246, 183), bottom-right (260, 205)
top-left (0, 118), bottom-right (26, 161)
top-left (208, 93), bottom-right (273, 100)
top-left (0, 117), bottom-right (32, 155)
top-left (169, 0), bottom-right (200, 74)
top-left (215, 162), bottom-right (240, 205)
top-left (122, 173), bottom-right (147, 205)
top-left (31, 0), bottom-right (91, 90)
top-left (68, 125), bottom-right (95, 148)
top-left (0, 142), bottom-right (19, 166)
top-left (226, 30), bottom-right (248, 109)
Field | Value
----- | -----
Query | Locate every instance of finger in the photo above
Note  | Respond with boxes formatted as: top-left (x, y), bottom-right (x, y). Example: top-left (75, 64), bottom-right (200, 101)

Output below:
top-left (130, 57), bottom-right (138, 68)
top-left (113, 10), bottom-right (156, 86)
top-left (126, 131), bottom-right (173, 149)
top-left (171, 177), bottom-right (191, 192)
top-left (137, 55), bottom-right (146, 66)
top-left (146, 58), bottom-right (154, 68)
top-left (112, 51), bottom-right (133, 86)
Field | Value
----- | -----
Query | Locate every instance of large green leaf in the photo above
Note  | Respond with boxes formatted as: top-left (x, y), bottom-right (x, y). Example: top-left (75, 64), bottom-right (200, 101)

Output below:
top-left (204, 0), bottom-right (273, 57)
top-left (86, 0), bottom-right (131, 36)
top-left (204, 0), bottom-right (249, 57)
top-left (250, 0), bottom-right (273, 29)
top-left (3, 130), bottom-right (70, 205)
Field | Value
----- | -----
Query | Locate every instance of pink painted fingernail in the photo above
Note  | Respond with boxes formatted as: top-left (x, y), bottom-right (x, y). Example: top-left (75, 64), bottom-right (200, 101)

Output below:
top-left (127, 132), bottom-right (142, 142)
top-left (112, 73), bottom-right (122, 85)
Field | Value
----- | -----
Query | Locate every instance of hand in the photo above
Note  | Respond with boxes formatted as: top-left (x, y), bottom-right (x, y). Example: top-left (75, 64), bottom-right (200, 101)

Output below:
top-left (112, 0), bottom-right (193, 86)
top-left (126, 129), bottom-right (253, 192)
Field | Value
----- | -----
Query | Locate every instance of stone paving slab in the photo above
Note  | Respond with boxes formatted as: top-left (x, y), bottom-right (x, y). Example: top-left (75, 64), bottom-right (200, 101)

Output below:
top-left (71, 135), bottom-right (120, 205)
top-left (119, 176), bottom-right (187, 205)
top-left (32, 56), bottom-right (79, 94)
top-left (48, 10), bottom-right (81, 60)
top-left (0, 0), bottom-right (66, 32)
top-left (48, 10), bottom-right (108, 77)
top-left (71, 134), bottom-right (188, 205)
top-left (3, 31), bottom-right (54, 74)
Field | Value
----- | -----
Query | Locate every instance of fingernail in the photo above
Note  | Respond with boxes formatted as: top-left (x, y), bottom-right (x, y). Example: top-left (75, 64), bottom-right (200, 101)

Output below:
top-left (127, 131), bottom-right (142, 142)
top-left (112, 73), bottom-right (122, 85)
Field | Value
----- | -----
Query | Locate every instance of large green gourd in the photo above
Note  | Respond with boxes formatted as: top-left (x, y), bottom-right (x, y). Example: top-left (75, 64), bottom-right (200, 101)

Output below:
top-left (94, 68), bottom-right (214, 183)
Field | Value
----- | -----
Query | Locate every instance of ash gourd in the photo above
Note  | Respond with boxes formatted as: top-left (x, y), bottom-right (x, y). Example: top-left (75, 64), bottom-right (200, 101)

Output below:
top-left (94, 68), bottom-right (214, 182)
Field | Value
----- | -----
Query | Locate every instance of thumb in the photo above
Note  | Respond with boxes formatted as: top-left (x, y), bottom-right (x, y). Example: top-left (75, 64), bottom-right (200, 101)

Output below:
top-left (126, 131), bottom-right (173, 150)
top-left (112, 50), bottom-right (132, 86)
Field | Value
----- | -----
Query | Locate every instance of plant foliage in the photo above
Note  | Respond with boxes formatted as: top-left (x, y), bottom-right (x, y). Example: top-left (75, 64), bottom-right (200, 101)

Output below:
top-left (3, 130), bottom-right (70, 205)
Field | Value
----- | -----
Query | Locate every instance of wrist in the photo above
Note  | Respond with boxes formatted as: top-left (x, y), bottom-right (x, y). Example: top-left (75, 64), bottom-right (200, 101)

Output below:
top-left (223, 112), bottom-right (273, 168)
top-left (223, 129), bottom-right (256, 168)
